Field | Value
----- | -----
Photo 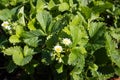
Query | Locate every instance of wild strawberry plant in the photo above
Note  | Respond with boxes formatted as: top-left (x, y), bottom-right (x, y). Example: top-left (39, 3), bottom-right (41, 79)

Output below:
top-left (0, 0), bottom-right (120, 80)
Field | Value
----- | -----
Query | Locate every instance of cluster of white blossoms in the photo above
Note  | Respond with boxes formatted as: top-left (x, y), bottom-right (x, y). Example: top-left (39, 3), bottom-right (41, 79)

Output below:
top-left (54, 38), bottom-right (72, 53)
top-left (53, 38), bottom-right (72, 63)
top-left (1, 21), bottom-right (11, 30)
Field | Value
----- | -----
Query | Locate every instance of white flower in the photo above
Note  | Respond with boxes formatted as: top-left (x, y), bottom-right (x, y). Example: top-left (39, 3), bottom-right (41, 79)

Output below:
top-left (62, 38), bottom-right (72, 46)
top-left (1, 21), bottom-right (11, 30)
top-left (54, 45), bottom-right (63, 53)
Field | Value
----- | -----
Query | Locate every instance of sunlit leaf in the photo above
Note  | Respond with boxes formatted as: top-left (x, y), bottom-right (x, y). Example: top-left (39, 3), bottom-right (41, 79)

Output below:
top-left (36, 0), bottom-right (45, 13)
top-left (89, 22), bottom-right (105, 37)
top-left (58, 2), bottom-right (69, 12)
top-left (36, 11), bottom-right (52, 32)
top-left (9, 35), bottom-right (20, 44)
top-left (17, 6), bottom-right (25, 26)
top-left (0, 9), bottom-right (12, 20)
top-left (48, 0), bottom-right (56, 10)
top-left (24, 37), bottom-right (39, 47)
top-left (28, 18), bottom-right (36, 30)
top-left (24, 45), bottom-right (35, 56)
top-left (105, 32), bottom-right (120, 68)
top-left (15, 25), bottom-right (24, 37)
top-left (13, 51), bottom-right (32, 66)
top-left (2, 46), bottom-right (21, 56)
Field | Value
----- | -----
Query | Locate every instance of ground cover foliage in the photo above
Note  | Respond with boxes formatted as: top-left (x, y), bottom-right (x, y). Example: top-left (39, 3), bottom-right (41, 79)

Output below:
top-left (0, 0), bottom-right (120, 80)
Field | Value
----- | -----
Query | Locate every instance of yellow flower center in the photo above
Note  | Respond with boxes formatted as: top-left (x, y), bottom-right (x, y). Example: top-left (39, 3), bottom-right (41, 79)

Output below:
top-left (3, 23), bottom-right (8, 27)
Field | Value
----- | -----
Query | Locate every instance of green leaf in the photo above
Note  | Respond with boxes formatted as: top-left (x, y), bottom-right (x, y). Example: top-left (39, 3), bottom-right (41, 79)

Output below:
top-left (0, 6), bottom-right (18, 20)
top-left (23, 60), bottom-right (39, 74)
top-left (36, 11), bottom-right (52, 32)
top-left (69, 0), bottom-right (74, 7)
top-left (68, 47), bottom-right (84, 65)
top-left (9, 0), bottom-right (17, 6)
top-left (68, 50), bottom-right (78, 65)
top-left (89, 63), bottom-right (98, 71)
top-left (89, 22), bottom-right (105, 37)
top-left (110, 28), bottom-right (120, 42)
top-left (80, 6), bottom-right (92, 19)
top-left (17, 6), bottom-right (25, 26)
top-left (70, 71), bottom-right (84, 80)
top-left (36, 0), bottom-right (45, 13)
top-left (15, 25), bottom-right (24, 37)
top-left (105, 32), bottom-right (116, 54)
top-left (7, 60), bottom-right (17, 73)
top-left (51, 20), bottom-right (63, 32)
top-left (2, 46), bottom-right (22, 56)
top-left (28, 18), bottom-right (36, 30)
top-left (24, 37), bottom-right (39, 47)
top-left (21, 30), bottom-right (46, 38)
top-left (9, 35), bottom-right (20, 44)
top-left (7, 46), bottom-right (33, 66)
top-left (48, 0), bottom-right (56, 10)
top-left (0, 0), bottom-right (9, 7)
top-left (3, 46), bottom-right (34, 66)
top-left (69, 13), bottom-right (88, 46)
top-left (29, 0), bottom-right (36, 17)
top-left (70, 24), bottom-right (88, 47)
top-left (70, 26), bottom-right (80, 47)
top-left (0, 9), bottom-right (12, 20)
top-left (55, 64), bottom-right (63, 73)
top-left (68, 47), bottom-right (85, 78)
top-left (24, 45), bottom-right (34, 56)
top-left (78, 0), bottom-right (89, 6)
top-left (70, 15), bottom-right (81, 26)
top-left (94, 48), bottom-right (110, 65)
top-left (105, 32), bottom-right (120, 68)
top-left (41, 50), bottom-right (52, 65)
top-left (92, 1), bottom-right (113, 13)
top-left (46, 34), bottom-right (58, 48)
top-left (79, 46), bottom-right (87, 54)
top-left (13, 51), bottom-right (32, 66)
top-left (115, 67), bottom-right (120, 76)
top-left (58, 2), bottom-right (69, 12)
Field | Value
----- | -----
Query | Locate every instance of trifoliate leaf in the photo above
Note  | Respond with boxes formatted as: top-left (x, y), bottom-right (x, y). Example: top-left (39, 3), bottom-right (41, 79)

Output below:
top-left (13, 51), bottom-right (32, 66)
